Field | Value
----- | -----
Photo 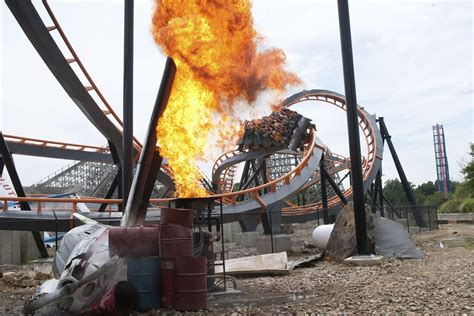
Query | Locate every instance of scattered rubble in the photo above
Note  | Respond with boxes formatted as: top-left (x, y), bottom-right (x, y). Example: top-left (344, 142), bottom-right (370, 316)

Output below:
top-left (1, 225), bottom-right (472, 314)
top-left (0, 268), bottom-right (52, 288)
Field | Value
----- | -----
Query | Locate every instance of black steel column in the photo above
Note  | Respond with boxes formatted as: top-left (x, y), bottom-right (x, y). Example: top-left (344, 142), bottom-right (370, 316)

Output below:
top-left (376, 169), bottom-right (384, 216)
top-left (321, 166), bottom-right (348, 205)
top-left (98, 173), bottom-right (119, 212)
top-left (0, 133), bottom-right (49, 258)
top-left (320, 155), bottom-right (330, 224)
top-left (379, 117), bottom-right (425, 226)
top-left (122, 0), bottom-right (134, 206)
top-left (370, 181), bottom-right (378, 210)
top-left (337, 0), bottom-right (368, 255)
top-left (121, 57), bottom-right (176, 226)
top-left (378, 171), bottom-right (384, 209)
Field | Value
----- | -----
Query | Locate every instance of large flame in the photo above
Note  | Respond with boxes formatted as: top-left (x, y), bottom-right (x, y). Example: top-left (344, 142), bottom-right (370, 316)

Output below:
top-left (152, 0), bottom-right (300, 197)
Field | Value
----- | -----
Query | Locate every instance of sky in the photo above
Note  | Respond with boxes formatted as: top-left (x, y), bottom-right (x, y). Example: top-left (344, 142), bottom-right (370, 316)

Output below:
top-left (0, 0), bottom-right (472, 187)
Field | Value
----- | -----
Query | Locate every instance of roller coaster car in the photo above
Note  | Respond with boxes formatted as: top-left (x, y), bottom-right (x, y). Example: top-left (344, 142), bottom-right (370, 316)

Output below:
top-left (238, 108), bottom-right (313, 151)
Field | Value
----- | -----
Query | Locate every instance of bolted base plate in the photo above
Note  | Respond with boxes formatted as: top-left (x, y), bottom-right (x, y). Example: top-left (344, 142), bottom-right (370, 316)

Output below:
top-left (343, 254), bottom-right (384, 266)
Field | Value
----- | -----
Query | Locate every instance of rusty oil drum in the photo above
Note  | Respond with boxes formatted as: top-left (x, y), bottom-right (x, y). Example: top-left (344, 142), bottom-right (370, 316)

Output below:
top-left (108, 225), bottom-right (160, 257)
top-left (159, 258), bottom-right (175, 308)
top-left (159, 223), bottom-right (192, 258)
top-left (160, 207), bottom-right (193, 228)
top-left (173, 256), bottom-right (207, 311)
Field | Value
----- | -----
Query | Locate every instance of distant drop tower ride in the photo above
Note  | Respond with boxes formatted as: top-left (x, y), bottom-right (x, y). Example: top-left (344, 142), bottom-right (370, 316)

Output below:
top-left (432, 124), bottom-right (450, 193)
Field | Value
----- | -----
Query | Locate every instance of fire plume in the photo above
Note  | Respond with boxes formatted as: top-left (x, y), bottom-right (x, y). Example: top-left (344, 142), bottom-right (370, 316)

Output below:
top-left (152, 0), bottom-right (300, 197)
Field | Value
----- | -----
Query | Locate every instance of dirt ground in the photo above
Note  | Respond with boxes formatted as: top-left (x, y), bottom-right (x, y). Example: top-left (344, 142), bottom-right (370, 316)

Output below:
top-left (204, 224), bottom-right (474, 315)
top-left (1, 224), bottom-right (473, 315)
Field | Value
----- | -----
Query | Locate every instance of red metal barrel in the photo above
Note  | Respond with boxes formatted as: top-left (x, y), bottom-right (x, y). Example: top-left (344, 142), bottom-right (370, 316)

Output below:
top-left (173, 256), bottom-right (207, 311)
top-left (109, 225), bottom-right (159, 257)
top-left (159, 224), bottom-right (192, 258)
top-left (160, 207), bottom-right (193, 228)
top-left (159, 258), bottom-right (174, 308)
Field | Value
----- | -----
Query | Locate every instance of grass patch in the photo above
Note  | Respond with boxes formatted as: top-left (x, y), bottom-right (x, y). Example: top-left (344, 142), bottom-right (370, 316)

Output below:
top-left (441, 238), bottom-right (474, 250)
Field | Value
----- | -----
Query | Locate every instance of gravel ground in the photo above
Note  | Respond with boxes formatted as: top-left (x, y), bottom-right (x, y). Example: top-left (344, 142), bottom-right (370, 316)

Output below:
top-left (1, 224), bottom-right (473, 315)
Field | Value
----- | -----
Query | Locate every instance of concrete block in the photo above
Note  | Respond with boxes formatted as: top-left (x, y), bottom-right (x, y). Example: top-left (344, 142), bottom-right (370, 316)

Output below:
top-left (0, 230), bottom-right (21, 264)
top-left (237, 231), bottom-right (261, 247)
top-left (343, 254), bottom-right (384, 266)
top-left (256, 234), bottom-right (292, 254)
top-left (20, 231), bottom-right (41, 262)
top-left (0, 231), bottom-right (42, 264)
top-left (223, 222), bottom-right (242, 243)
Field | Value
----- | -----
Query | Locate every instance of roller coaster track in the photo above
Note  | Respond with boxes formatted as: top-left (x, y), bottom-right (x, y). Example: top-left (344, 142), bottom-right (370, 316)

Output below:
top-left (4, 0), bottom-right (177, 188)
top-left (3, 134), bottom-right (113, 163)
top-left (39, 0), bottom-right (142, 151)
top-left (212, 149), bottom-right (241, 194)
top-left (3, 0), bottom-right (383, 228)
top-left (4, 134), bottom-right (108, 154)
top-left (279, 90), bottom-right (382, 219)
top-left (211, 130), bottom-right (323, 223)
top-left (211, 90), bottom-right (383, 223)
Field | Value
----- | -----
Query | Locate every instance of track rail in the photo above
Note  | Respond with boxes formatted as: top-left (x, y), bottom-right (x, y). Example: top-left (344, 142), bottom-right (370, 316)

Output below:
top-left (281, 90), bottom-right (383, 218)
top-left (5, 0), bottom-right (178, 189)
top-left (3, 134), bottom-right (108, 153)
top-left (212, 149), bottom-right (241, 193)
top-left (40, 0), bottom-right (142, 151)
top-left (210, 89), bottom-right (382, 221)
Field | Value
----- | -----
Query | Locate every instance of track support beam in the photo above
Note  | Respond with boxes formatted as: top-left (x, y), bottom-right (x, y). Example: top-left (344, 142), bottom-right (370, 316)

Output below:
top-left (378, 117), bottom-right (425, 227)
top-left (337, 0), bottom-right (368, 255)
top-left (321, 165), bottom-right (348, 206)
top-left (320, 155), bottom-right (330, 224)
top-left (122, 0), bottom-right (134, 206)
top-left (0, 133), bottom-right (49, 258)
top-left (121, 57), bottom-right (176, 226)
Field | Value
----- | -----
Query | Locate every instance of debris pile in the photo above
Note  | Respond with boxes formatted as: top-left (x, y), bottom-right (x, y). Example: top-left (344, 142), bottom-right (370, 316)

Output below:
top-left (238, 108), bottom-right (313, 150)
top-left (1, 267), bottom-right (52, 288)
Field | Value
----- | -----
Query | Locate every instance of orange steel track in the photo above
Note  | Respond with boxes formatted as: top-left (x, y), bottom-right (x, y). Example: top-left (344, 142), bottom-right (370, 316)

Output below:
top-left (282, 90), bottom-right (381, 216)
top-left (3, 1), bottom-right (381, 222)
top-left (40, 0), bottom-right (142, 151)
top-left (212, 90), bottom-right (382, 217)
top-left (3, 134), bottom-right (109, 153)
top-left (0, 129), bottom-right (317, 213)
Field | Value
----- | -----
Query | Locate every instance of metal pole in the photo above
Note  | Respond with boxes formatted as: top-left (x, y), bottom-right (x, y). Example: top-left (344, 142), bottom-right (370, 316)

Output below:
top-left (337, 0), bottom-right (368, 255)
top-left (98, 173), bottom-right (119, 212)
top-left (220, 197), bottom-right (226, 291)
top-left (0, 133), bottom-right (49, 258)
top-left (320, 155), bottom-right (330, 224)
top-left (121, 58), bottom-right (176, 226)
top-left (122, 0), bottom-right (134, 206)
top-left (379, 117), bottom-right (425, 227)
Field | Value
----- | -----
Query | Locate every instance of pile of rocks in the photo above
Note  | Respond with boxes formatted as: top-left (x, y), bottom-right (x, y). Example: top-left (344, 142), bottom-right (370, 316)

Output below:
top-left (1, 267), bottom-right (51, 287)
top-left (239, 108), bottom-right (311, 149)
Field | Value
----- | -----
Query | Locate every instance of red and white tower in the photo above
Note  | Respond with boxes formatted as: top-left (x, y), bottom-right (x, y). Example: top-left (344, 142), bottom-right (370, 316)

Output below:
top-left (432, 124), bottom-right (451, 193)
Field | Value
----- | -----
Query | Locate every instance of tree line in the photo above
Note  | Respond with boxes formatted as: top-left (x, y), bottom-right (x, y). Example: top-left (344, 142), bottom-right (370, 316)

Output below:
top-left (382, 144), bottom-right (473, 213)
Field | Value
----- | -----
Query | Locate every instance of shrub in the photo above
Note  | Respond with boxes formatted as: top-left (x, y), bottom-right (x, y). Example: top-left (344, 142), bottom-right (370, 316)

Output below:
top-left (459, 198), bottom-right (474, 213)
top-left (439, 199), bottom-right (462, 213)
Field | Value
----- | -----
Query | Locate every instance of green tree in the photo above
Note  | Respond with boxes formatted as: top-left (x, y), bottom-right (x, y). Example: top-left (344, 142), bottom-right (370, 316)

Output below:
top-left (460, 143), bottom-right (474, 196)
top-left (383, 179), bottom-right (410, 205)
top-left (423, 191), bottom-right (448, 207)
top-left (414, 181), bottom-right (436, 205)
top-left (415, 181), bottom-right (436, 196)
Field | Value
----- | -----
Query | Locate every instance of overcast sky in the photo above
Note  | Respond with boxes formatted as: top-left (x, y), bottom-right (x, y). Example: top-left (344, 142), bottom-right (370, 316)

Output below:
top-left (0, 0), bottom-right (472, 187)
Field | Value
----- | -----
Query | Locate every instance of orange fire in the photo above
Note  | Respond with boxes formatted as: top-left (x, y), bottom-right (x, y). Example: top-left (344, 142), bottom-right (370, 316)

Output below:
top-left (152, 0), bottom-right (300, 197)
